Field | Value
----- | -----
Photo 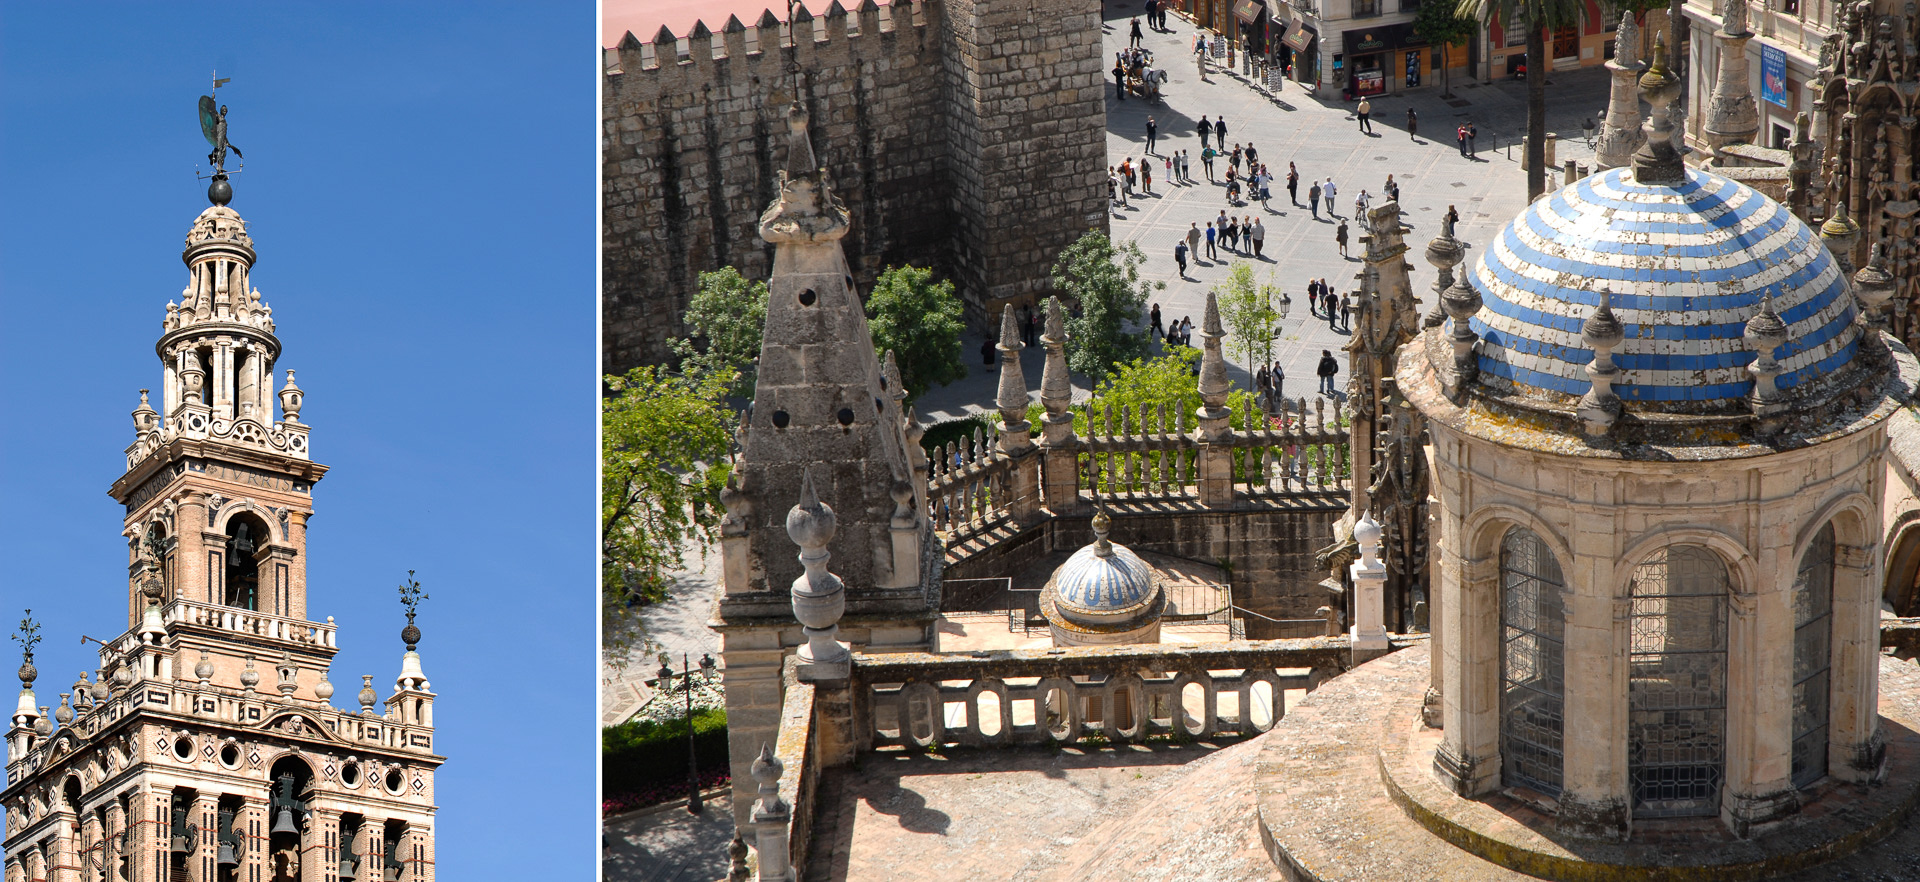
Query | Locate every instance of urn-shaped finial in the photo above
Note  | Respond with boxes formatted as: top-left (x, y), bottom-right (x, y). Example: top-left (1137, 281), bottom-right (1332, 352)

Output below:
top-left (278, 370), bottom-right (304, 423)
top-left (315, 668), bottom-right (335, 701)
top-left (358, 675), bottom-right (378, 712)
top-left (195, 650), bottom-right (214, 682)
top-left (239, 655), bottom-right (260, 691)
top-left (54, 693), bottom-right (74, 725)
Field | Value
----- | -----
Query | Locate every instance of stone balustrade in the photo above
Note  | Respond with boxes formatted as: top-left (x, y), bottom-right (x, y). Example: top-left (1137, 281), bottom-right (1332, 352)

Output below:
top-left (849, 637), bottom-right (1367, 750)
top-left (926, 425), bottom-right (1016, 538)
top-left (162, 599), bottom-right (337, 649)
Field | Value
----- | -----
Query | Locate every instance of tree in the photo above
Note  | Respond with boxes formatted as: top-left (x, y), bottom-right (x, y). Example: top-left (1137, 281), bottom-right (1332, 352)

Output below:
top-left (866, 265), bottom-right (968, 402)
top-left (602, 366), bottom-right (735, 635)
top-left (1413, 0), bottom-right (1478, 99)
top-left (1460, 0), bottom-right (1583, 200)
top-left (1213, 263), bottom-right (1281, 373)
top-left (1051, 231), bottom-right (1165, 379)
top-left (671, 267), bottom-right (769, 400)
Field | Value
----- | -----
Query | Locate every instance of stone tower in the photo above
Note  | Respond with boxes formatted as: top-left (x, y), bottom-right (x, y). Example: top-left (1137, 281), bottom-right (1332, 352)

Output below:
top-left (712, 103), bottom-right (942, 824)
top-left (4, 166), bottom-right (441, 882)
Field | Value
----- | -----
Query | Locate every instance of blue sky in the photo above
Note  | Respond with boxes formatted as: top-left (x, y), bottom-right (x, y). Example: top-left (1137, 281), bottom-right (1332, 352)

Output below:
top-left (0, 4), bottom-right (595, 876)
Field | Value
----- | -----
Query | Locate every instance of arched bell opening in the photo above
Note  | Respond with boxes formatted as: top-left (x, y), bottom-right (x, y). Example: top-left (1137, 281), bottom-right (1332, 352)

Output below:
top-left (381, 819), bottom-right (412, 882)
top-left (141, 522), bottom-right (175, 600)
top-left (215, 794), bottom-right (248, 882)
top-left (337, 814), bottom-right (367, 882)
top-left (218, 512), bottom-right (273, 611)
top-left (1884, 519), bottom-right (1920, 616)
top-left (268, 756), bottom-right (315, 882)
top-left (1626, 545), bottom-right (1731, 820)
top-left (167, 787), bottom-right (201, 877)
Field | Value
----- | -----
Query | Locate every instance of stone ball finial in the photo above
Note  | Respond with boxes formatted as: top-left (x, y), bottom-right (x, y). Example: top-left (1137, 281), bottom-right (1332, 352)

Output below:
top-left (1091, 508), bottom-right (1114, 557)
top-left (54, 694), bottom-right (73, 725)
top-left (208, 175), bottom-right (233, 207)
top-left (239, 655), bottom-right (260, 691)
top-left (1582, 287), bottom-right (1625, 351)
top-left (1744, 292), bottom-right (1790, 352)
top-left (17, 659), bottom-right (34, 690)
top-left (401, 617), bottom-right (422, 652)
top-left (784, 470), bottom-right (837, 550)
top-left (752, 742), bottom-right (785, 790)
top-left (90, 670), bottom-right (109, 703)
top-left (315, 668), bottom-right (335, 701)
top-left (358, 675), bottom-right (378, 712)
top-left (195, 651), bottom-right (214, 682)
top-left (33, 709), bottom-right (52, 736)
top-left (1354, 510), bottom-right (1383, 548)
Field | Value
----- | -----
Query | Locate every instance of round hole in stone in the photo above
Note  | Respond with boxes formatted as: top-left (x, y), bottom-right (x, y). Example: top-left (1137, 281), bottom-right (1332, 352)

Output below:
top-left (875, 397), bottom-right (884, 414)
top-left (798, 288), bottom-right (817, 306)
top-left (845, 275), bottom-right (855, 291)
top-left (219, 744), bottom-right (240, 767)
top-left (385, 768), bottom-right (405, 794)
top-left (341, 762), bottom-right (361, 787)
top-left (173, 737), bottom-right (194, 762)
top-left (837, 407), bottom-right (855, 426)
top-left (771, 410), bottom-right (791, 429)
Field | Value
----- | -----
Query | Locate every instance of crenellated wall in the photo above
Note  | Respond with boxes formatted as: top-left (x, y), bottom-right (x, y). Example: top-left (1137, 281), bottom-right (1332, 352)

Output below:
top-left (601, 0), bottom-right (1106, 372)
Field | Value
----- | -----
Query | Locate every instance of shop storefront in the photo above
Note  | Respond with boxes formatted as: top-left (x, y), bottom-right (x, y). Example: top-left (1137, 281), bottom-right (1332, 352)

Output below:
top-left (1339, 22), bottom-right (1428, 98)
top-left (1234, 0), bottom-right (1271, 57)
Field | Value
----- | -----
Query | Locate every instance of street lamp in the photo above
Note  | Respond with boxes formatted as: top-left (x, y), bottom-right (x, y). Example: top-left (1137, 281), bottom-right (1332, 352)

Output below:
top-left (659, 652), bottom-right (720, 813)
top-left (1271, 290), bottom-right (1292, 407)
top-left (1582, 116), bottom-right (1597, 148)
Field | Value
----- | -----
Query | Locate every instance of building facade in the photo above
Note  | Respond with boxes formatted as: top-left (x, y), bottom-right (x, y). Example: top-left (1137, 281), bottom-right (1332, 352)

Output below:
top-left (1685, 0), bottom-right (1837, 152)
top-left (4, 173), bottom-right (441, 882)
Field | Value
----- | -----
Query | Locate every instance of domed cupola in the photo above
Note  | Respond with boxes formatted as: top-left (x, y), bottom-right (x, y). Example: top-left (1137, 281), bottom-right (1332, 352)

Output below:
top-left (1039, 510), bottom-right (1165, 646)
top-left (1412, 45), bottom-right (1902, 451)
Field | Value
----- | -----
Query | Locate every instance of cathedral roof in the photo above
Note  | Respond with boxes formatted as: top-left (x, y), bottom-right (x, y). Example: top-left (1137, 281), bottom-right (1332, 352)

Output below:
top-left (1470, 166), bottom-right (1857, 412)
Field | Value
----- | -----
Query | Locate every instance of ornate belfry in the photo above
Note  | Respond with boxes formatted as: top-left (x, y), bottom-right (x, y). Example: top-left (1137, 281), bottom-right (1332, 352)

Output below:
top-left (4, 100), bottom-right (440, 882)
top-left (1812, 0), bottom-right (1920, 346)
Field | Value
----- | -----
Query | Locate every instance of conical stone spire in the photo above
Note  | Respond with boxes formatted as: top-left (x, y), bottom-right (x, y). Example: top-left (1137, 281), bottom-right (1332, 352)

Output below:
top-left (1703, 0), bottom-right (1760, 151)
top-left (995, 306), bottom-right (1032, 455)
top-left (1595, 12), bottom-right (1647, 171)
top-left (1633, 36), bottom-right (1687, 185)
top-left (1198, 291), bottom-right (1231, 434)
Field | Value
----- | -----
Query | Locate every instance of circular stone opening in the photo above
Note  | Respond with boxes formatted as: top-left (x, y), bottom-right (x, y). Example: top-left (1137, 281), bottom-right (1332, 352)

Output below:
top-left (341, 762), bottom-right (361, 787)
top-left (219, 744), bottom-right (240, 768)
top-left (385, 768), bottom-right (405, 794)
top-left (799, 288), bottom-right (817, 306)
top-left (173, 737), bottom-right (193, 762)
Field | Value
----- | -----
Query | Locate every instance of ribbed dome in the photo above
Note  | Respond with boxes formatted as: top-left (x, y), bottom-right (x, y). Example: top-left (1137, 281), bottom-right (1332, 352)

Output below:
top-left (1469, 167), bottom-right (1858, 410)
top-left (1051, 541), bottom-right (1156, 621)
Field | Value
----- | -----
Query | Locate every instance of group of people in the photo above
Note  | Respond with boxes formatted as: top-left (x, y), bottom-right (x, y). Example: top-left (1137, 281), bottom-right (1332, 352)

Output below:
top-left (1108, 156), bottom-right (1154, 205)
top-left (1148, 303), bottom-right (1196, 348)
top-left (1306, 278), bottom-right (1351, 332)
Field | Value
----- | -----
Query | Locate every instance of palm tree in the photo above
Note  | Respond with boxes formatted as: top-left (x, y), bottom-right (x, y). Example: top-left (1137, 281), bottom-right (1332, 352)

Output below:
top-left (1458, 0), bottom-right (1585, 199)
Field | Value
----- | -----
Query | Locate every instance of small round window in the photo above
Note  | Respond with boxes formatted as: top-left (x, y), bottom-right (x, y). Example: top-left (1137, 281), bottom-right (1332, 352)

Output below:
top-left (340, 762), bottom-right (361, 787)
top-left (218, 744), bottom-right (241, 769)
top-left (173, 737), bottom-right (194, 762)
top-left (384, 768), bottom-right (405, 794)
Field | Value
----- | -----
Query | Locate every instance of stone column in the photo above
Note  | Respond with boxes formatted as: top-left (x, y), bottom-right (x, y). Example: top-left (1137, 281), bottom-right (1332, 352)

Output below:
top-left (189, 793), bottom-right (220, 882)
top-left (102, 797), bottom-right (127, 882)
top-left (286, 511), bottom-right (311, 621)
top-left (1830, 541), bottom-right (1884, 781)
top-left (176, 491), bottom-right (211, 608)
top-left (1702, 0), bottom-right (1759, 152)
top-left (79, 811), bottom-right (101, 882)
top-left (302, 809), bottom-right (339, 882)
top-left (1436, 547), bottom-right (1500, 797)
top-left (49, 810), bottom-right (78, 882)
top-left (404, 824), bottom-right (436, 882)
top-left (129, 789), bottom-right (166, 882)
top-left (241, 798), bottom-right (269, 881)
top-left (1557, 583), bottom-right (1629, 840)
top-left (1721, 532), bottom-right (1796, 833)
top-left (720, 628), bottom-right (788, 828)
top-left (214, 342), bottom-right (235, 422)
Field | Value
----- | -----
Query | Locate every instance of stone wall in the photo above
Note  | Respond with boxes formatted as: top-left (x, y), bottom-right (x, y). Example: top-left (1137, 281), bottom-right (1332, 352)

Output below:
top-left (944, 499), bottom-right (1346, 635)
top-left (601, 0), bottom-right (1106, 372)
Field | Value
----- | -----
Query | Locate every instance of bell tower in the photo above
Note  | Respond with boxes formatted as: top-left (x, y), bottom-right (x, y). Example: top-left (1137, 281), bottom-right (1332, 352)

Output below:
top-left (4, 95), bottom-right (441, 882)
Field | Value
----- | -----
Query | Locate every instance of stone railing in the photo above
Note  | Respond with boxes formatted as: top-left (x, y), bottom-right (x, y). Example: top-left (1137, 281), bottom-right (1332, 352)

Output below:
top-left (1078, 396), bottom-right (1349, 499)
top-left (926, 425), bottom-right (1017, 538)
top-left (849, 637), bottom-right (1369, 749)
top-left (162, 600), bottom-right (337, 649)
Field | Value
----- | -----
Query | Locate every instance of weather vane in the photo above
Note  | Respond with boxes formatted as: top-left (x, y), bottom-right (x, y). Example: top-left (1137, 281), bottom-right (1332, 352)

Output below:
top-left (197, 71), bottom-right (242, 206)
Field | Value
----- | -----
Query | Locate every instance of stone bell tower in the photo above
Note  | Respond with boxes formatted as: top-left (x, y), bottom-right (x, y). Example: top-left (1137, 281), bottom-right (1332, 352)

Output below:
top-left (4, 127), bottom-right (441, 882)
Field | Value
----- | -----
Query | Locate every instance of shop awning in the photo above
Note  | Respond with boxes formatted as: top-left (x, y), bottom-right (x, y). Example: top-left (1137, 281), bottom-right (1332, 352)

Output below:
top-left (1234, 0), bottom-right (1266, 24)
top-left (1284, 25), bottom-right (1314, 51)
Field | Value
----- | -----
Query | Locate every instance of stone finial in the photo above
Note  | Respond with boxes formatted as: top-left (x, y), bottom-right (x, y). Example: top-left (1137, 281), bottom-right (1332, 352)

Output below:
top-left (1703, 0), bottom-right (1759, 151)
top-left (110, 661), bottom-right (133, 695)
top-left (1039, 298), bottom-right (1075, 443)
top-left (89, 669), bottom-right (108, 704)
top-left (358, 675), bottom-right (378, 713)
top-left (1746, 292), bottom-right (1789, 435)
top-left (1853, 242), bottom-right (1895, 328)
top-left (1821, 195), bottom-right (1863, 276)
top-left (727, 835), bottom-right (752, 882)
top-left (315, 668), bottom-right (334, 702)
top-left (749, 742), bottom-right (794, 880)
top-left (72, 672), bottom-right (92, 712)
top-left (882, 350), bottom-right (906, 408)
top-left (1722, 0), bottom-right (1749, 37)
top-left (33, 708), bottom-right (50, 737)
top-left (1441, 271), bottom-right (1482, 394)
top-left (1198, 291), bottom-right (1230, 417)
top-left (1633, 36), bottom-right (1687, 185)
top-left (1578, 287), bottom-right (1626, 438)
top-left (752, 743), bottom-right (787, 814)
top-left (786, 471), bottom-right (851, 675)
top-left (240, 656), bottom-right (260, 692)
top-left (995, 306), bottom-right (1032, 450)
top-left (276, 651), bottom-right (299, 697)
top-left (759, 103), bottom-right (851, 245)
top-left (132, 390), bottom-right (158, 433)
top-left (1354, 510), bottom-right (1383, 567)
top-left (1424, 222), bottom-right (1468, 329)
top-left (1615, 12), bottom-right (1640, 66)
top-left (1091, 507), bottom-right (1114, 557)
top-left (1596, 13), bottom-right (1647, 171)
top-left (195, 650), bottom-right (214, 684)
top-left (53, 694), bottom-right (73, 726)
top-left (278, 370), bottom-right (304, 423)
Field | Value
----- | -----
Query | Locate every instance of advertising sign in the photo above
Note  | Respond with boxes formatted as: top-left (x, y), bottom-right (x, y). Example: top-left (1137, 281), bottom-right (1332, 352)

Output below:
top-left (1762, 43), bottom-right (1788, 107)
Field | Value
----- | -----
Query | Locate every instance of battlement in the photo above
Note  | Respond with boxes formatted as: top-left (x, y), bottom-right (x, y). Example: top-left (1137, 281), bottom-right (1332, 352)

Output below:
top-left (606, 0), bottom-right (936, 90)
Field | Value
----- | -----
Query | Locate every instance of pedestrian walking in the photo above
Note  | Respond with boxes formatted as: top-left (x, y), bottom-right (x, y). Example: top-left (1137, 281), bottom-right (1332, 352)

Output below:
top-left (1317, 349), bottom-right (1339, 395)
top-left (1251, 217), bottom-right (1265, 257)
top-left (1187, 222), bottom-right (1202, 259)
top-left (1230, 144), bottom-right (1242, 175)
top-left (1287, 163), bottom-right (1299, 204)
top-left (1142, 159), bottom-right (1153, 193)
top-left (982, 337), bottom-right (997, 366)
top-left (1407, 107), bottom-right (1418, 141)
top-left (1340, 292), bottom-right (1355, 332)
top-left (1196, 34), bottom-right (1212, 82)
top-left (1110, 168), bottom-right (1127, 206)
top-left (1456, 124), bottom-right (1468, 156)
top-left (1324, 289), bottom-right (1339, 327)
top-left (1123, 158), bottom-right (1136, 190)
top-left (1258, 168), bottom-right (1272, 209)
top-left (1467, 121), bottom-right (1478, 157)
top-left (1445, 204), bottom-right (1460, 229)
top-left (1205, 222), bottom-right (1218, 260)
top-left (1245, 143), bottom-right (1259, 167)
top-left (1356, 98), bottom-right (1372, 133)
top-left (1214, 117), bottom-right (1227, 145)
top-left (1308, 179), bottom-right (1321, 218)
top-left (1130, 17), bottom-right (1143, 47)
top-left (1336, 218), bottom-right (1349, 256)
top-left (1322, 178), bottom-right (1338, 217)
top-left (1256, 363), bottom-right (1271, 400)
top-left (1150, 303), bottom-right (1164, 336)
top-left (1114, 62), bottom-right (1128, 101)
top-left (1202, 145), bottom-right (1217, 181)
top-left (1225, 166), bottom-right (1239, 204)
top-left (1198, 115), bottom-right (1212, 149)
top-left (1146, 115), bottom-right (1159, 154)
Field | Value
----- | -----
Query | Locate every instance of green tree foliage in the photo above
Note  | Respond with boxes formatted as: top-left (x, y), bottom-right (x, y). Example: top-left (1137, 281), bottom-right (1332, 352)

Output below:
top-left (671, 267), bottom-right (769, 399)
top-left (601, 366), bottom-right (735, 631)
top-left (1213, 263), bottom-right (1282, 372)
top-left (1051, 232), bottom-right (1165, 379)
top-left (866, 265), bottom-right (968, 402)
top-left (1458, 0), bottom-right (1583, 199)
top-left (1413, 0), bottom-right (1479, 97)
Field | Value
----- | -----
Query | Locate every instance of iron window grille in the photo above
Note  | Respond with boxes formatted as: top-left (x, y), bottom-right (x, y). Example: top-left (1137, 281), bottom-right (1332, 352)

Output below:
top-left (1500, 527), bottom-right (1567, 798)
top-left (1791, 523), bottom-right (1834, 788)
top-left (1628, 545), bottom-right (1730, 819)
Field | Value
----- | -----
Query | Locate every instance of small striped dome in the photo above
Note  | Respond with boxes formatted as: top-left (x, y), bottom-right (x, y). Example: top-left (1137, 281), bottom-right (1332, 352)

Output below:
top-left (1469, 166), bottom-right (1858, 409)
top-left (1052, 542), bottom-right (1156, 620)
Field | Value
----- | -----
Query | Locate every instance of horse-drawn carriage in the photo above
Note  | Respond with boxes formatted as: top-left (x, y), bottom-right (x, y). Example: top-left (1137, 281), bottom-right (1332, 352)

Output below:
top-left (1117, 47), bottom-right (1165, 102)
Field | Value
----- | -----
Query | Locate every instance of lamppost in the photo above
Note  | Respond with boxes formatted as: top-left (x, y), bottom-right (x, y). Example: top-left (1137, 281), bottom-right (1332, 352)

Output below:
top-left (658, 652), bottom-right (719, 813)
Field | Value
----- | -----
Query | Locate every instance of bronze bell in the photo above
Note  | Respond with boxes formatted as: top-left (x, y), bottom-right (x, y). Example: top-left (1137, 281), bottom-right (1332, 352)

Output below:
top-left (272, 806), bottom-right (299, 835)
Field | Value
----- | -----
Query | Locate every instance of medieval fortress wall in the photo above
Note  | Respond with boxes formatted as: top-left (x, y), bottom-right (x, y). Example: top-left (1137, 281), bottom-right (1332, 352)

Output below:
top-left (602, 0), bottom-right (1107, 372)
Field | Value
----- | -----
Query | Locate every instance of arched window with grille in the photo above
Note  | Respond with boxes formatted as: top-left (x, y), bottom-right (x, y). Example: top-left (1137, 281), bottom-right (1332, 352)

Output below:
top-left (1500, 526), bottom-right (1566, 797)
top-left (1628, 545), bottom-right (1730, 819)
top-left (1792, 523), bottom-right (1835, 788)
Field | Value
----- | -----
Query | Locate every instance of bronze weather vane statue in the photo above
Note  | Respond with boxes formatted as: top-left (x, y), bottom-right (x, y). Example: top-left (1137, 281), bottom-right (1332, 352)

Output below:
top-left (197, 72), bottom-right (242, 205)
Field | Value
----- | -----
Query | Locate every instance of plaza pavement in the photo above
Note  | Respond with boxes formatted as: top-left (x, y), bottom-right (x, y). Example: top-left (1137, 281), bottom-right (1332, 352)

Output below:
top-left (918, 2), bottom-right (1615, 423)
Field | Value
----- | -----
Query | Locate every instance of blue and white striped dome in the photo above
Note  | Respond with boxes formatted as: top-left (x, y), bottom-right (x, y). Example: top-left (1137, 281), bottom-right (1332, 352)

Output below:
top-left (1470, 166), bottom-right (1858, 409)
top-left (1052, 542), bottom-right (1156, 619)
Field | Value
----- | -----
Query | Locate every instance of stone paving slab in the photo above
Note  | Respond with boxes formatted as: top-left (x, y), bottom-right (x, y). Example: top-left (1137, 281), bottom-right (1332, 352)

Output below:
top-left (603, 544), bottom-right (725, 726)
top-left (604, 791), bottom-right (736, 882)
